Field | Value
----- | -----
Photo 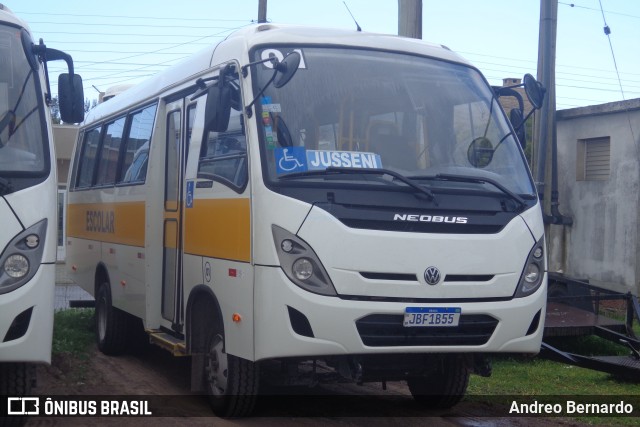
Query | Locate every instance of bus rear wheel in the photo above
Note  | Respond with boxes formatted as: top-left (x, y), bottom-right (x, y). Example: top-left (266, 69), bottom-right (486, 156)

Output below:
top-left (95, 281), bottom-right (128, 355)
top-left (406, 355), bottom-right (470, 409)
top-left (204, 330), bottom-right (259, 417)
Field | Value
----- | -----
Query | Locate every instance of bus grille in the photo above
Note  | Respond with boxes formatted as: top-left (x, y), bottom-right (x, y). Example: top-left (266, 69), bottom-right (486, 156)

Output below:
top-left (355, 314), bottom-right (498, 347)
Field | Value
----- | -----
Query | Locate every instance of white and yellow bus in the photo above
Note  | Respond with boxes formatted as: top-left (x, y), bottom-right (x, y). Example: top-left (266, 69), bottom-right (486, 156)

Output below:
top-left (66, 23), bottom-right (547, 416)
top-left (0, 3), bottom-right (83, 400)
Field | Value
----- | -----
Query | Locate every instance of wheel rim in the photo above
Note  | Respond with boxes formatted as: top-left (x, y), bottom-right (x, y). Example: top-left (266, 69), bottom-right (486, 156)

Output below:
top-left (205, 334), bottom-right (228, 397)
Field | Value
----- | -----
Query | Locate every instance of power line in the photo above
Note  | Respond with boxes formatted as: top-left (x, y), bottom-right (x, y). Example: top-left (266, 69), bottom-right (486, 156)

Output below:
top-left (15, 10), bottom-right (250, 22)
top-left (559, 1), bottom-right (640, 20)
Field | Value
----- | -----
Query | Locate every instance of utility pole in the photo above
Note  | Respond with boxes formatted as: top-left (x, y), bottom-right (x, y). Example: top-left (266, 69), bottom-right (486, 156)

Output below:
top-left (534, 0), bottom-right (571, 226)
top-left (398, 0), bottom-right (422, 39)
top-left (258, 0), bottom-right (267, 23)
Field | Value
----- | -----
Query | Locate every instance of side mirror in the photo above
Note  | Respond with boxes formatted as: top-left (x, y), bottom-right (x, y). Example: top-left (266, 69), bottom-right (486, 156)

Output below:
top-left (204, 83), bottom-right (231, 132)
top-left (509, 108), bottom-right (526, 149)
top-left (523, 73), bottom-right (545, 109)
top-left (273, 51), bottom-right (301, 89)
top-left (58, 73), bottom-right (84, 123)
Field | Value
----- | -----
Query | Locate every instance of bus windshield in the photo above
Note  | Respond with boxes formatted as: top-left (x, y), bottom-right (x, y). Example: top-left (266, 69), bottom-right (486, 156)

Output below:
top-left (253, 46), bottom-right (535, 197)
top-left (0, 24), bottom-right (48, 180)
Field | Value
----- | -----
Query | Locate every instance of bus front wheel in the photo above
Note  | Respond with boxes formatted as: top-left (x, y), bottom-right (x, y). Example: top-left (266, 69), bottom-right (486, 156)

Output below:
top-left (0, 363), bottom-right (34, 427)
top-left (204, 328), bottom-right (259, 417)
top-left (406, 355), bottom-right (470, 409)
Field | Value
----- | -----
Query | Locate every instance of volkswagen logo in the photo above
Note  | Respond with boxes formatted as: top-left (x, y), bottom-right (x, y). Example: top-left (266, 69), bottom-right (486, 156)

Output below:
top-left (424, 266), bottom-right (441, 285)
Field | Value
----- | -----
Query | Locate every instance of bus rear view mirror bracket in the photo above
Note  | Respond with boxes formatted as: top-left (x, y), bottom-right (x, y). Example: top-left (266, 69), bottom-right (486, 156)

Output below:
top-left (242, 51), bottom-right (301, 118)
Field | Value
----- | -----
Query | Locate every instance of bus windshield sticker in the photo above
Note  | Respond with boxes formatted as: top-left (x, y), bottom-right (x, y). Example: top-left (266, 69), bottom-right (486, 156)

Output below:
top-left (275, 147), bottom-right (308, 174)
top-left (307, 150), bottom-right (383, 170)
top-left (261, 96), bottom-right (281, 113)
top-left (265, 125), bottom-right (278, 149)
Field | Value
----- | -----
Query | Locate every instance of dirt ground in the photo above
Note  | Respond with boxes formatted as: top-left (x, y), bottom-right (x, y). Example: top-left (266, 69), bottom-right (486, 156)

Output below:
top-left (18, 344), bottom-right (595, 427)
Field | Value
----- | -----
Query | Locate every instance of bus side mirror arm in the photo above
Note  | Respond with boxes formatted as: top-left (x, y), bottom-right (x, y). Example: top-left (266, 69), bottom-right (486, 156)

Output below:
top-left (31, 38), bottom-right (85, 123)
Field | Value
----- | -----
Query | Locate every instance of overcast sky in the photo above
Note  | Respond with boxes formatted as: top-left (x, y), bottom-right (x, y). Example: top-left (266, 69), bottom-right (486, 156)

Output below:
top-left (11, 0), bottom-right (640, 110)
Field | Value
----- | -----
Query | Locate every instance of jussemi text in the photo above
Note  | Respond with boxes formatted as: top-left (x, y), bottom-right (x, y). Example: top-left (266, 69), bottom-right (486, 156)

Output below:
top-left (509, 400), bottom-right (634, 415)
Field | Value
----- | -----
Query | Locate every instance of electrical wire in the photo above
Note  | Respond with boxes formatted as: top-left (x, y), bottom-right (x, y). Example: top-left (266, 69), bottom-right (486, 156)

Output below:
top-left (596, 0), bottom-right (639, 159)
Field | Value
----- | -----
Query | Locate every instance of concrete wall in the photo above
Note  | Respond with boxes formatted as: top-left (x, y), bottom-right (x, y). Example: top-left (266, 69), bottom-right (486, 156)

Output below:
top-left (52, 124), bottom-right (78, 186)
top-left (552, 99), bottom-right (640, 295)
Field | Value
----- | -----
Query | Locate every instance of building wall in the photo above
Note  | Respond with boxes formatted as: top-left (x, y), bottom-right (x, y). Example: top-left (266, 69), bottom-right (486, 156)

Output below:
top-left (53, 124), bottom-right (78, 185)
top-left (52, 124), bottom-right (79, 261)
top-left (553, 100), bottom-right (640, 294)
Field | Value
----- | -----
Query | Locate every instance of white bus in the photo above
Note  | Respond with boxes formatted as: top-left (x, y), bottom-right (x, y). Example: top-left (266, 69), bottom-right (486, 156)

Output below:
top-left (0, 3), bottom-right (83, 402)
top-left (66, 23), bottom-right (547, 417)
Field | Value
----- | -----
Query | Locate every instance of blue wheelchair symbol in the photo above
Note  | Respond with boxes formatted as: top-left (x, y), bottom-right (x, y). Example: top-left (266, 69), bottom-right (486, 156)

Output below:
top-left (275, 147), bottom-right (307, 174)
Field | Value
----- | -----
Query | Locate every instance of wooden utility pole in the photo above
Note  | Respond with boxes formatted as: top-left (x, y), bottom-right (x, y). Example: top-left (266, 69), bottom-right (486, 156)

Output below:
top-left (398, 0), bottom-right (422, 39)
top-left (258, 0), bottom-right (267, 23)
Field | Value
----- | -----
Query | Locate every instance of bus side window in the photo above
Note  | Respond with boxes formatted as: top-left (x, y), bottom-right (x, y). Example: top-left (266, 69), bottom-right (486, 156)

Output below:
top-left (198, 109), bottom-right (247, 191)
top-left (95, 117), bottom-right (126, 187)
top-left (75, 127), bottom-right (102, 188)
top-left (119, 104), bottom-right (157, 184)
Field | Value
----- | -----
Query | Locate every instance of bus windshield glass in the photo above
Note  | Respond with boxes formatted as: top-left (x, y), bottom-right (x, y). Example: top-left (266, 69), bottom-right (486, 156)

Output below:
top-left (0, 24), bottom-right (47, 179)
top-left (252, 47), bottom-right (535, 197)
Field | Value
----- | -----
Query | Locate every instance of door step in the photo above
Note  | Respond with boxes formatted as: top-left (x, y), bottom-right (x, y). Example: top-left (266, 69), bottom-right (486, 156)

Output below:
top-left (147, 330), bottom-right (188, 356)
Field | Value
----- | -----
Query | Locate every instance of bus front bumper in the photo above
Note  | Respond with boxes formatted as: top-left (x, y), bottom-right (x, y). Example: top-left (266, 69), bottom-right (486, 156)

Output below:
top-left (253, 265), bottom-right (546, 361)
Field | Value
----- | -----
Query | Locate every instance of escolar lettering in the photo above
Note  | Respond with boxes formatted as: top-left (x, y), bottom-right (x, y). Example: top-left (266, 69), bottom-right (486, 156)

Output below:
top-left (86, 210), bottom-right (115, 233)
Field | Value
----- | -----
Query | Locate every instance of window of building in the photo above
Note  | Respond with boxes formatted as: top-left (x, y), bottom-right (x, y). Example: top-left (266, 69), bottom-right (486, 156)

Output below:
top-left (577, 137), bottom-right (610, 181)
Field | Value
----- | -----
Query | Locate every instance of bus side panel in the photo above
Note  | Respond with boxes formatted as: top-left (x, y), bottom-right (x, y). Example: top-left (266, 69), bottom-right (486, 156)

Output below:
top-left (66, 196), bottom-right (147, 318)
top-left (183, 193), bottom-right (254, 360)
top-left (183, 255), bottom-right (255, 361)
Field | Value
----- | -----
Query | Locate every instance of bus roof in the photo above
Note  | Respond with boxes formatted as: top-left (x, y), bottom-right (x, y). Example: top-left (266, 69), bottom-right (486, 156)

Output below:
top-left (0, 4), bottom-right (30, 31)
top-left (83, 23), bottom-right (471, 125)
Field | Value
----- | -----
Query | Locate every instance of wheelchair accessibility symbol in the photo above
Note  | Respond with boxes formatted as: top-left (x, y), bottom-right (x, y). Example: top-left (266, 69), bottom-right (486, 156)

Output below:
top-left (275, 147), bottom-right (307, 174)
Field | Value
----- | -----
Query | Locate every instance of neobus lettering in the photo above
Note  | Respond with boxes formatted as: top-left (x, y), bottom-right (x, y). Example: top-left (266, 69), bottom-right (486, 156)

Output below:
top-left (393, 213), bottom-right (468, 224)
top-left (86, 210), bottom-right (115, 233)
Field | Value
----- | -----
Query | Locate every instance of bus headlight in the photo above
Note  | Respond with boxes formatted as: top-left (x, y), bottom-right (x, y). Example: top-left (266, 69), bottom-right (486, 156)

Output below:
top-left (0, 219), bottom-right (47, 295)
top-left (4, 254), bottom-right (29, 278)
top-left (272, 225), bottom-right (337, 296)
top-left (292, 258), bottom-right (314, 280)
top-left (514, 237), bottom-right (546, 298)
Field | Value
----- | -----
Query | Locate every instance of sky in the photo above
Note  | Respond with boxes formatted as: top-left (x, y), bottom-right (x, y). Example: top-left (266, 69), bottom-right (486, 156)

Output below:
top-left (9, 0), bottom-right (640, 110)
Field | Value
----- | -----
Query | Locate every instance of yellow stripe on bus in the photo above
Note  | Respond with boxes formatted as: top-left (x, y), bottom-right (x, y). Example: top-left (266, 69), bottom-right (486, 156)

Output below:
top-left (184, 198), bottom-right (251, 262)
top-left (67, 202), bottom-right (146, 247)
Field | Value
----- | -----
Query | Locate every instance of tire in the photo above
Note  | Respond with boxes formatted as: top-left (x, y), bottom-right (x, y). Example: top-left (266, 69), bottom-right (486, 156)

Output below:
top-left (95, 281), bottom-right (128, 355)
top-left (407, 355), bottom-right (470, 409)
top-left (204, 328), bottom-right (259, 417)
top-left (0, 363), bottom-right (34, 427)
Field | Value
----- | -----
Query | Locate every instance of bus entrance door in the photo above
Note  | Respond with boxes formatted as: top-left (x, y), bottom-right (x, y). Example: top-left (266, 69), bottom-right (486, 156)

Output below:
top-left (162, 100), bottom-right (187, 327)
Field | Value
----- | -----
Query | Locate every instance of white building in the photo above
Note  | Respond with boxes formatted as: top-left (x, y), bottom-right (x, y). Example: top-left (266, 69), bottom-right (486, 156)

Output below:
top-left (551, 98), bottom-right (640, 295)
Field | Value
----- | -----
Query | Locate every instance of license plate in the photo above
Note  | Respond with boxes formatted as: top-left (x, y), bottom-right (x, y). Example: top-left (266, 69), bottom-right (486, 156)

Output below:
top-left (403, 307), bottom-right (461, 327)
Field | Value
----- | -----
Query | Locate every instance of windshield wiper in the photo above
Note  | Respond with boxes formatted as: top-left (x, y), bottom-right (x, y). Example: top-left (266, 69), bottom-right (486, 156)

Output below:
top-left (280, 167), bottom-right (437, 203)
top-left (427, 173), bottom-right (526, 210)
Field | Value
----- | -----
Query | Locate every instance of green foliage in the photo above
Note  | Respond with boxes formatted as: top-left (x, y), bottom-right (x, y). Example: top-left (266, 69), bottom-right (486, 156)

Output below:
top-left (52, 308), bottom-right (95, 358)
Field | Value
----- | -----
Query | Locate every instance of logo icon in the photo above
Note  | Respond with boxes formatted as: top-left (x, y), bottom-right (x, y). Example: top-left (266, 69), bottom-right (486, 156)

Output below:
top-left (424, 266), bottom-right (441, 285)
top-left (7, 397), bottom-right (40, 415)
top-left (275, 147), bottom-right (307, 174)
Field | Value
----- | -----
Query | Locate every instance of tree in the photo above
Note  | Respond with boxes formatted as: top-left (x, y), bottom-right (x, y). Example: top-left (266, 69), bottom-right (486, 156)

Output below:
top-left (49, 97), bottom-right (60, 124)
top-left (50, 96), bottom-right (97, 124)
